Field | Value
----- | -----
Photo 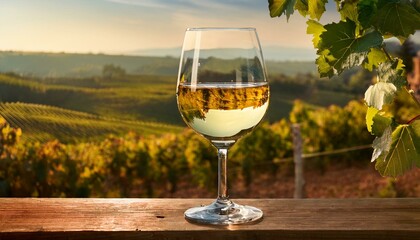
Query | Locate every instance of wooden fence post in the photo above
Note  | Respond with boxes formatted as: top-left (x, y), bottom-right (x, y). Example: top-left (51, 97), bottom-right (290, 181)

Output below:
top-left (292, 124), bottom-right (305, 199)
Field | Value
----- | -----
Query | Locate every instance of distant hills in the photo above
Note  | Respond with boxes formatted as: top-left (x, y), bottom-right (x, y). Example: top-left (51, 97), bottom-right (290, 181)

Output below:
top-left (0, 51), bottom-right (316, 78)
top-left (128, 47), bottom-right (182, 58)
top-left (0, 51), bottom-right (179, 78)
top-left (129, 46), bottom-right (317, 61)
top-left (2, 37), bottom-right (418, 79)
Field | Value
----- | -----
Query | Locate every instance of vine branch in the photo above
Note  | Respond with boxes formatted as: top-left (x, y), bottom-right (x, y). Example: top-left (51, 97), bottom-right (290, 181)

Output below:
top-left (407, 115), bottom-right (420, 125)
top-left (382, 46), bottom-right (392, 61)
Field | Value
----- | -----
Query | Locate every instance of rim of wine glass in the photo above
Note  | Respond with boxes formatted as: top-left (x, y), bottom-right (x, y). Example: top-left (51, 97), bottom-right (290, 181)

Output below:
top-left (186, 27), bottom-right (256, 31)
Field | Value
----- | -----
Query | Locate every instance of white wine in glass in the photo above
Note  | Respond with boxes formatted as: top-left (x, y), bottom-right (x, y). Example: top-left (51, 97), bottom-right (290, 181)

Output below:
top-left (176, 27), bottom-right (269, 225)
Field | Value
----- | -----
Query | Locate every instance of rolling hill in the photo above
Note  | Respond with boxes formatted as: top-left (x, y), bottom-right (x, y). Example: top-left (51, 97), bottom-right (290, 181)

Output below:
top-left (0, 51), bottom-right (362, 142)
top-left (0, 51), bottom-right (316, 78)
top-left (0, 73), bottom-right (183, 125)
top-left (0, 72), bottom-right (360, 127)
top-left (0, 102), bottom-right (183, 143)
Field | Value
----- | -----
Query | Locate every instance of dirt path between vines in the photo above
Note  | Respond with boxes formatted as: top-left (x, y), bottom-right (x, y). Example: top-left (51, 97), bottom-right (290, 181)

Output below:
top-left (163, 164), bottom-right (420, 198)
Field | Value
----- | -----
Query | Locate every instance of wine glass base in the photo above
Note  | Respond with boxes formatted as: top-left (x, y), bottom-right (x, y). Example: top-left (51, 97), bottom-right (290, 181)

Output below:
top-left (184, 199), bottom-right (263, 225)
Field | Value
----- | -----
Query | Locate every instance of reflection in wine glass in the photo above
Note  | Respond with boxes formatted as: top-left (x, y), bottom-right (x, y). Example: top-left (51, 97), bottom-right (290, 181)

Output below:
top-left (176, 28), bottom-right (269, 225)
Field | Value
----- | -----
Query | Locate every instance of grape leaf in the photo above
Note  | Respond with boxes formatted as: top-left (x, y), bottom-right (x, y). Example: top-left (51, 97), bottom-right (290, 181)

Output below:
top-left (295, 0), bottom-right (327, 20)
top-left (364, 82), bottom-right (397, 110)
top-left (363, 47), bottom-right (387, 71)
top-left (318, 19), bottom-right (383, 76)
top-left (375, 123), bottom-right (420, 177)
top-left (308, 0), bottom-right (327, 20)
top-left (366, 107), bottom-right (393, 136)
top-left (366, 107), bottom-right (379, 133)
top-left (269, 0), bottom-right (297, 20)
top-left (412, 120), bottom-right (420, 167)
top-left (414, 0), bottom-right (420, 12)
top-left (372, 112), bottom-right (393, 137)
top-left (364, 60), bottom-right (406, 109)
top-left (295, 0), bottom-right (308, 16)
top-left (341, 52), bottom-right (370, 70)
top-left (306, 19), bottom-right (325, 48)
top-left (377, 60), bottom-right (406, 90)
top-left (336, 0), bottom-right (358, 22)
top-left (371, 126), bottom-right (392, 162)
top-left (321, 20), bottom-right (382, 59)
top-left (316, 49), bottom-right (336, 77)
top-left (357, 0), bottom-right (378, 29)
top-left (372, 1), bottom-right (420, 41)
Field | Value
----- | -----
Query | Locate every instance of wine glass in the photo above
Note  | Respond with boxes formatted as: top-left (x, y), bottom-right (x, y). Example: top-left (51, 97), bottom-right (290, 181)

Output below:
top-left (176, 27), bottom-right (269, 225)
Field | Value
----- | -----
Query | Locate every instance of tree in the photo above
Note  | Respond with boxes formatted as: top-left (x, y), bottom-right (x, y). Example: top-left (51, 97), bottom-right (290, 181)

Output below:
top-left (269, 0), bottom-right (420, 177)
top-left (102, 64), bottom-right (126, 79)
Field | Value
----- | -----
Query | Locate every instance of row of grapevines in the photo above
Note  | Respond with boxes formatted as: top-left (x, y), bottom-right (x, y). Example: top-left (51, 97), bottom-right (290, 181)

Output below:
top-left (0, 100), bottom-right (374, 197)
top-left (0, 102), bottom-right (182, 143)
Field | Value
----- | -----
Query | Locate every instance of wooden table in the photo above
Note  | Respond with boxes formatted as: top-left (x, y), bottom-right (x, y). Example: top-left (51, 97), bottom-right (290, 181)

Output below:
top-left (1, 198), bottom-right (419, 239)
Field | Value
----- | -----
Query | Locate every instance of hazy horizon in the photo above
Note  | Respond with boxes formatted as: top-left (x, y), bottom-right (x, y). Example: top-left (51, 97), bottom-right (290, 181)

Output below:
top-left (0, 0), bottom-right (340, 58)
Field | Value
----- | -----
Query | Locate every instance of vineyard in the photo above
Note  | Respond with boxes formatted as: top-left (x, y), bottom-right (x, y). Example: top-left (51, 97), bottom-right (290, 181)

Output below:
top-left (0, 102), bottom-right (182, 143)
top-left (0, 99), bottom-right (382, 198)
top-left (0, 73), bottom-right (182, 125)
top-left (0, 49), bottom-right (418, 198)
top-left (0, 72), bottom-right (361, 127)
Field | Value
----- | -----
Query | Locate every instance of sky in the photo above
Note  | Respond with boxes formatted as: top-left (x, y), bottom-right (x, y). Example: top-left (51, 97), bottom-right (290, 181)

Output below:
top-left (0, 0), bottom-right (418, 58)
top-left (0, 0), bottom-right (340, 55)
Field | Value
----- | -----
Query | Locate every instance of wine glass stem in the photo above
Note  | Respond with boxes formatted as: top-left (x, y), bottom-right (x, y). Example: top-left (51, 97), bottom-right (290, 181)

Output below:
top-left (217, 148), bottom-right (229, 202)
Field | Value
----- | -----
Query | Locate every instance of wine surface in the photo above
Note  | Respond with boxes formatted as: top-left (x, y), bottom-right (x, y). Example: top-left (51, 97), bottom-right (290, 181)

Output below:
top-left (177, 82), bottom-right (269, 141)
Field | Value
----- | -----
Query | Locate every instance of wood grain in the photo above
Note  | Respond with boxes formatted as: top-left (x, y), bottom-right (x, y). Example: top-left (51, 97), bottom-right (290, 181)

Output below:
top-left (1, 198), bottom-right (419, 239)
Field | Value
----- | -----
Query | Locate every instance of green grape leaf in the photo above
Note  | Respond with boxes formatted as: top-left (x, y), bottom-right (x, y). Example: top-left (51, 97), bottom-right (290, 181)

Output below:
top-left (336, 0), bottom-right (359, 22)
top-left (371, 126), bottom-right (392, 162)
top-left (364, 60), bottom-right (406, 109)
top-left (357, 0), bottom-right (378, 29)
top-left (295, 0), bottom-right (308, 16)
top-left (364, 47), bottom-right (387, 71)
top-left (414, 0), bottom-right (420, 12)
top-left (364, 82), bottom-right (397, 110)
top-left (366, 107), bottom-right (393, 136)
top-left (412, 120), bottom-right (420, 167)
top-left (308, 0), bottom-right (328, 20)
top-left (306, 19), bottom-right (325, 48)
top-left (366, 107), bottom-right (379, 133)
top-left (321, 20), bottom-right (382, 59)
top-left (377, 60), bottom-right (407, 90)
top-left (341, 52), bottom-right (369, 70)
top-left (318, 19), bottom-right (383, 76)
top-left (372, 112), bottom-right (393, 137)
top-left (295, 0), bottom-right (327, 20)
top-left (269, 0), bottom-right (297, 20)
top-left (375, 123), bottom-right (420, 177)
top-left (372, 1), bottom-right (420, 41)
top-left (316, 49), bottom-right (335, 78)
